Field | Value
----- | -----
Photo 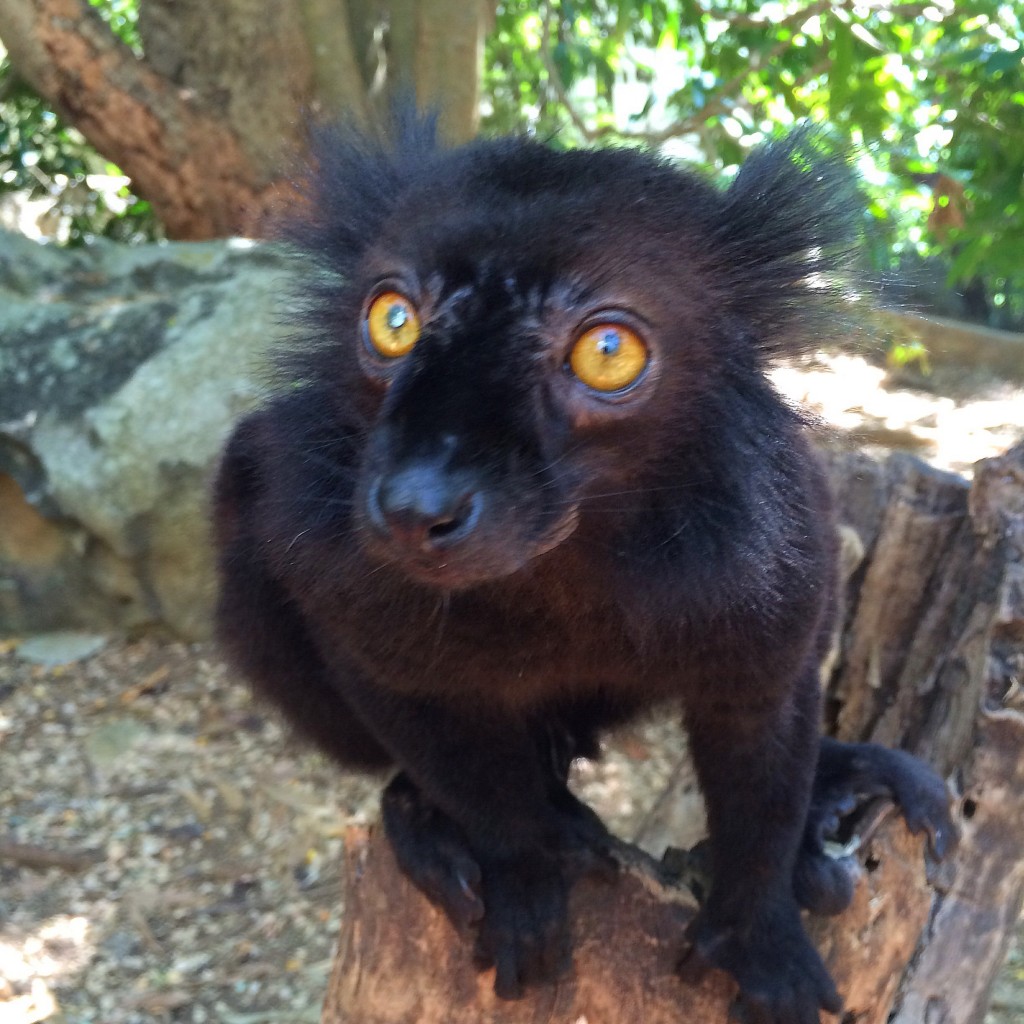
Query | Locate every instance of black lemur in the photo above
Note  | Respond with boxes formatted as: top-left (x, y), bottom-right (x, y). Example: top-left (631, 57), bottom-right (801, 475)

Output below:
top-left (213, 114), bottom-right (956, 1023)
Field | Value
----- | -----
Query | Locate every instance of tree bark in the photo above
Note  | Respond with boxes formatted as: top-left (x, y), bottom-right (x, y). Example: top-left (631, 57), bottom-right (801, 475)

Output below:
top-left (345, 0), bottom-right (490, 143)
top-left (0, 0), bottom-right (489, 238)
top-left (320, 440), bottom-right (1024, 1024)
top-left (135, 0), bottom-right (320, 180)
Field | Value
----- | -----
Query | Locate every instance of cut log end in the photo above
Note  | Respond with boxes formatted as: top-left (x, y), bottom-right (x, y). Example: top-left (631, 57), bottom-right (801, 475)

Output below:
top-left (323, 811), bottom-right (932, 1024)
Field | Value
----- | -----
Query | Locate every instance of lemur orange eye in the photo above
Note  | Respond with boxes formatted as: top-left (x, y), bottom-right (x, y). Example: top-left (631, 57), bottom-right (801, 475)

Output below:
top-left (569, 323), bottom-right (649, 393)
top-left (365, 292), bottom-right (421, 358)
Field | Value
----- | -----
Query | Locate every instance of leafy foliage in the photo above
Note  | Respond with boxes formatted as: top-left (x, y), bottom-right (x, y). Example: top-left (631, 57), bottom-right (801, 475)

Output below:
top-left (87, 0), bottom-right (140, 50)
top-left (484, 2), bottom-right (1024, 327)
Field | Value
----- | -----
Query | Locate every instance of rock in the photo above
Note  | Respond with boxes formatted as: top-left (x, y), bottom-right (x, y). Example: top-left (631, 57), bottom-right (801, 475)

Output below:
top-left (0, 230), bottom-right (292, 638)
top-left (83, 717), bottom-right (152, 768)
top-left (16, 631), bottom-right (109, 666)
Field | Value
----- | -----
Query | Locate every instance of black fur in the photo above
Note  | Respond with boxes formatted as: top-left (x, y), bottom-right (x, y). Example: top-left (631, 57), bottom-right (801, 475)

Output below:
top-left (214, 116), bottom-right (955, 1023)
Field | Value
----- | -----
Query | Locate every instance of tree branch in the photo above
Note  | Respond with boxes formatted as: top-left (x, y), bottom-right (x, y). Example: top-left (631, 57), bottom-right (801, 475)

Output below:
top-left (0, 0), bottom-right (301, 238)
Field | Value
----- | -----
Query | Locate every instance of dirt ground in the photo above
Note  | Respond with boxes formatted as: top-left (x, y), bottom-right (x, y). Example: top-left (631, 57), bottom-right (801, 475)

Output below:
top-left (1, 349), bottom-right (1022, 1024)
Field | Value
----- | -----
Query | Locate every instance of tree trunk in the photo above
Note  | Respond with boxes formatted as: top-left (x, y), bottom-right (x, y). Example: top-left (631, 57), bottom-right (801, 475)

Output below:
top-left (320, 441), bottom-right (1024, 1024)
top-left (0, 0), bottom-right (489, 239)
top-left (346, 0), bottom-right (489, 143)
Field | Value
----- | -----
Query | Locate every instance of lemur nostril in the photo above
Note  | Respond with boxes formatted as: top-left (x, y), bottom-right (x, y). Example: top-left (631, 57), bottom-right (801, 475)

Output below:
top-left (427, 492), bottom-right (481, 540)
top-left (427, 492), bottom-right (482, 544)
top-left (428, 516), bottom-right (462, 539)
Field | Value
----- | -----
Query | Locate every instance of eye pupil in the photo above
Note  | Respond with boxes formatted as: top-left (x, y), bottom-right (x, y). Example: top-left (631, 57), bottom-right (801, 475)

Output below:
top-left (597, 329), bottom-right (621, 356)
top-left (386, 304), bottom-right (408, 330)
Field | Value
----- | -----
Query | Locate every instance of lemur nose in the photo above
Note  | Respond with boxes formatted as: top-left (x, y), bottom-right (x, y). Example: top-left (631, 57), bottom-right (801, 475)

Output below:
top-left (369, 466), bottom-right (484, 551)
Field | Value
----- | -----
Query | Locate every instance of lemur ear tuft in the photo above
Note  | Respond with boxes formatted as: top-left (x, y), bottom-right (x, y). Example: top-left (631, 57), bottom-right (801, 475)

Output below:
top-left (714, 126), bottom-right (863, 357)
top-left (281, 105), bottom-right (442, 280)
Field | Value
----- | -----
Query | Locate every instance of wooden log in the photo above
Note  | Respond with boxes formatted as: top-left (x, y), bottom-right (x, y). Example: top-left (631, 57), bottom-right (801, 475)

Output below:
top-left (824, 449), bottom-right (1004, 772)
top-left (325, 810), bottom-right (930, 1024)
top-left (891, 709), bottom-right (1024, 1024)
top-left (320, 441), bottom-right (1024, 1024)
